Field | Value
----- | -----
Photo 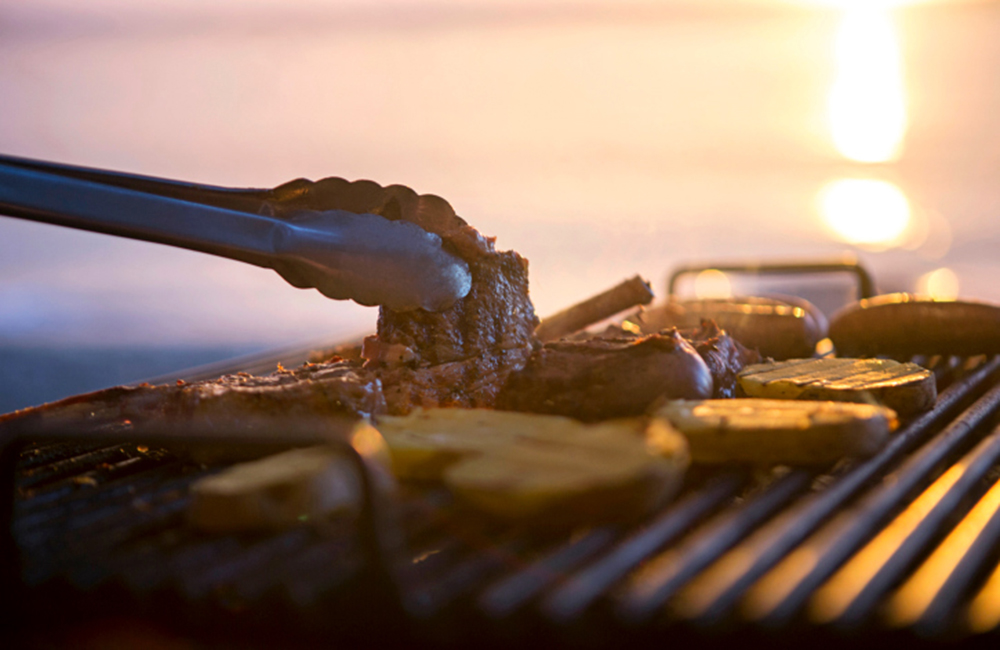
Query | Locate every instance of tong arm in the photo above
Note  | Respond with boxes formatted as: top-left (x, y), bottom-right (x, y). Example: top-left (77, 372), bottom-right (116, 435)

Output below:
top-left (0, 159), bottom-right (472, 312)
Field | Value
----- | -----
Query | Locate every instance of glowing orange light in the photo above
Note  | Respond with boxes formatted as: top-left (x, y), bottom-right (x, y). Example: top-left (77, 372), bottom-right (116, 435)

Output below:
top-left (808, 463), bottom-right (965, 623)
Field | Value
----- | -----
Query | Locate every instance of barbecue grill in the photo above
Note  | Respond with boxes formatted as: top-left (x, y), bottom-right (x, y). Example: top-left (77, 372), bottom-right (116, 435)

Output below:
top-left (5, 262), bottom-right (1000, 649)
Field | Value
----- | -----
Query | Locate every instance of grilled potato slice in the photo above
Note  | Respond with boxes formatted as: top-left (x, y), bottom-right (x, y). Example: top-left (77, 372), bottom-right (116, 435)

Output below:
top-left (737, 358), bottom-right (936, 416)
top-left (657, 399), bottom-right (897, 465)
top-left (190, 445), bottom-right (361, 532)
top-left (188, 420), bottom-right (393, 532)
top-left (377, 408), bottom-right (689, 523)
top-left (376, 408), bottom-right (565, 480)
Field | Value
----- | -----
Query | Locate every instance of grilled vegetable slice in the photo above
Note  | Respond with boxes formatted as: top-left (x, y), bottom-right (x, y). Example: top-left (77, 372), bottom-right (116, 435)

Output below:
top-left (737, 358), bottom-right (936, 416)
top-left (829, 293), bottom-right (1000, 358)
top-left (657, 399), bottom-right (897, 465)
top-left (376, 408), bottom-right (543, 480)
top-left (377, 408), bottom-right (689, 523)
top-left (189, 446), bottom-right (360, 532)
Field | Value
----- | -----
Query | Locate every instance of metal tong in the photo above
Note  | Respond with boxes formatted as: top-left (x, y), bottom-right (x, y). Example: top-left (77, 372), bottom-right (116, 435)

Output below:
top-left (0, 154), bottom-right (473, 312)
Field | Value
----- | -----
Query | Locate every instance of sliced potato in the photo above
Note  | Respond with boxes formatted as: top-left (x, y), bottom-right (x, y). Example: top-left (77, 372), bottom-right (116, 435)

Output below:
top-left (657, 399), bottom-right (897, 465)
top-left (377, 408), bottom-right (583, 480)
top-left (376, 408), bottom-right (689, 523)
top-left (738, 358), bottom-right (936, 416)
top-left (189, 445), bottom-right (360, 532)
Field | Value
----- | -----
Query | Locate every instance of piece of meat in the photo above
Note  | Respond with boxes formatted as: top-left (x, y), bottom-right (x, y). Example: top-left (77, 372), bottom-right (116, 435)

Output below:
top-left (1, 360), bottom-right (385, 432)
top-left (496, 329), bottom-right (714, 422)
top-left (553, 319), bottom-right (760, 400)
top-left (365, 249), bottom-right (540, 413)
top-left (684, 320), bottom-right (762, 399)
top-left (272, 176), bottom-right (541, 415)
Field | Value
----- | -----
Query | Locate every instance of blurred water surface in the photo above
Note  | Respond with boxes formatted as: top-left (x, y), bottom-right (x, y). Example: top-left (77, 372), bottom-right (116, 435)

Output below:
top-left (1, 0), bottom-right (998, 408)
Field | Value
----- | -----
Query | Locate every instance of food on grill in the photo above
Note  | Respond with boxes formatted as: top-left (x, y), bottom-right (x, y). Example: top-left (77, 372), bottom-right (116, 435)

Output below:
top-left (280, 177), bottom-right (540, 415)
top-left (377, 408), bottom-right (539, 480)
top-left (535, 275), bottom-right (654, 342)
top-left (656, 399), bottom-right (897, 465)
top-left (364, 249), bottom-right (539, 414)
top-left (829, 293), bottom-right (1000, 357)
top-left (495, 329), bottom-right (713, 422)
top-left (0, 360), bottom-right (386, 431)
top-left (188, 436), bottom-right (375, 532)
top-left (633, 296), bottom-right (828, 359)
top-left (738, 358), bottom-right (937, 416)
top-left (377, 408), bottom-right (688, 522)
top-left (688, 320), bottom-right (762, 398)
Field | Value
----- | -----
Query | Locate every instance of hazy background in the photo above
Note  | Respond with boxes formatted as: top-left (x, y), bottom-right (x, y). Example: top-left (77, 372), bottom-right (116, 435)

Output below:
top-left (1, 0), bottom-right (999, 411)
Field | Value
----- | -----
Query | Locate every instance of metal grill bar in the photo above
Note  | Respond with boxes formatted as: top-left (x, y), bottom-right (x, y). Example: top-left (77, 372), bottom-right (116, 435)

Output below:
top-left (901, 476), bottom-right (1000, 636)
top-left (479, 527), bottom-right (618, 619)
top-left (666, 355), bottom-right (1000, 625)
top-left (810, 419), bottom-right (1000, 629)
top-left (743, 368), bottom-right (1000, 627)
top-left (618, 469), bottom-right (813, 624)
top-left (541, 473), bottom-right (743, 623)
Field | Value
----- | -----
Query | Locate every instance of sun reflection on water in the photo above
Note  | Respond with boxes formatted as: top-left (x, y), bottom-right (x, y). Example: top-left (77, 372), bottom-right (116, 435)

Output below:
top-left (818, 4), bottom-right (914, 251)
top-left (829, 6), bottom-right (907, 163)
top-left (819, 178), bottom-right (911, 249)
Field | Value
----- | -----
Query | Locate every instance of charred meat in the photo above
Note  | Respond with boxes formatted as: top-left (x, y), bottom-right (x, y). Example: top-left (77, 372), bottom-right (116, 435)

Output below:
top-left (496, 329), bottom-right (713, 422)
top-left (685, 320), bottom-right (762, 399)
top-left (364, 248), bottom-right (539, 414)
top-left (1, 360), bottom-right (385, 432)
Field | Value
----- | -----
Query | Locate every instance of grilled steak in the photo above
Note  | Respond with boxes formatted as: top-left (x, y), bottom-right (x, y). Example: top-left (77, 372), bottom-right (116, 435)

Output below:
top-left (496, 329), bottom-right (714, 422)
top-left (271, 176), bottom-right (540, 414)
top-left (0, 360), bottom-right (385, 431)
top-left (364, 249), bottom-right (539, 414)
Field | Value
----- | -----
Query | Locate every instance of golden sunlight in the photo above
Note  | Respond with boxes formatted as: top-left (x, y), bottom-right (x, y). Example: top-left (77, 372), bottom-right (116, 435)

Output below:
top-left (828, 6), bottom-right (907, 162)
top-left (819, 178), bottom-right (911, 248)
top-left (916, 267), bottom-right (960, 299)
top-left (693, 269), bottom-right (733, 299)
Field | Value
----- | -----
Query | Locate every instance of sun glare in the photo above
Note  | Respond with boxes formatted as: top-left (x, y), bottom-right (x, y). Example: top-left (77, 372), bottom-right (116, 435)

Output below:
top-left (693, 270), bottom-right (733, 299)
top-left (820, 178), bottom-right (911, 248)
top-left (828, 6), bottom-right (907, 162)
top-left (916, 268), bottom-right (960, 300)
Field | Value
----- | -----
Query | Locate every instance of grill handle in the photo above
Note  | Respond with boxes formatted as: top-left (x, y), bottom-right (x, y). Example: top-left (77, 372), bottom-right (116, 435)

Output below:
top-left (667, 258), bottom-right (876, 300)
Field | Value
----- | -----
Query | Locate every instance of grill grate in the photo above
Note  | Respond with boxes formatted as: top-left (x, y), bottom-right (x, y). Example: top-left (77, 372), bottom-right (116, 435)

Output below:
top-left (5, 356), bottom-right (1000, 647)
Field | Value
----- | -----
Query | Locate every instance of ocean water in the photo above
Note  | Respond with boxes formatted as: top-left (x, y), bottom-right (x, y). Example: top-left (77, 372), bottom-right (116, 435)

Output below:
top-left (0, 345), bottom-right (265, 413)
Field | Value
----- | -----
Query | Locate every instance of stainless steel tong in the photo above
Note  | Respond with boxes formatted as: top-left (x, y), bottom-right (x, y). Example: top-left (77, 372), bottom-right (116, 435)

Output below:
top-left (0, 154), bottom-right (472, 312)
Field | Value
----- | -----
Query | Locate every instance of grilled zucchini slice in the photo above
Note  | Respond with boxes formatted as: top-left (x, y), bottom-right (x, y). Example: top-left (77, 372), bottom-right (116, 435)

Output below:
top-left (657, 398), bottom-right (897, 465)
top-left (737, 358), bottom-right (936, 416)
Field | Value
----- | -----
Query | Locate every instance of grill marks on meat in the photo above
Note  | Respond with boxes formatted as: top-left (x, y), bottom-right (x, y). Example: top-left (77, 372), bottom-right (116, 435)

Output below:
top-left (270, 176), bottom-right (541, 414)
top-left (364, 250), bottom-right (539, 414)
top-left (1, 361), bottom-right (385, 431)
top-left (496, 329), bottom-right (714, 422)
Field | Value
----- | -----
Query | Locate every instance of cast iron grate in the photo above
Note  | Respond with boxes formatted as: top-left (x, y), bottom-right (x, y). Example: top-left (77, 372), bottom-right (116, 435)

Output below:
top-left (4, 355), bottom-right (1000, 648)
